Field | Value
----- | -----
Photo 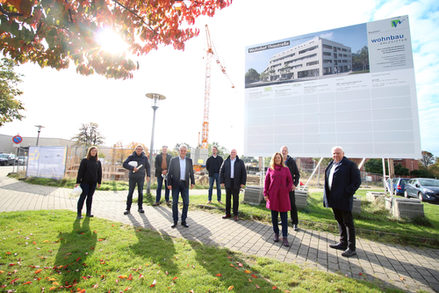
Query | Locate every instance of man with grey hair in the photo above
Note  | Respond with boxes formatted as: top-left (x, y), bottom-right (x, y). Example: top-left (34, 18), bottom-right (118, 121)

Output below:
top-left (167, 144), bottom-right (195, 228)
top-left (280, 145), bottom-right (300, 231)
top-left (220, 149), bottom-right (247, 221)
top-left (324, 146), bottom-right (361, 257)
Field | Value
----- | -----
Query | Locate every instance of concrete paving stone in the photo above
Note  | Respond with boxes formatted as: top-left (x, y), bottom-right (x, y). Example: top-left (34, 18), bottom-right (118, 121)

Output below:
top-left (0, 168), bottom-right (438, 293)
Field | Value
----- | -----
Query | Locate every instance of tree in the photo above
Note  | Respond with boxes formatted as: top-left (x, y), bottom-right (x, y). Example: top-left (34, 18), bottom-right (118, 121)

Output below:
top-left (0, 0), bottom-right (232, 79)
top-left (0, 57), bottom-right (24, 126)
top-left (364, 158), bottom-right (388, 174)
top-left (72, 122), bottom-right (105, 147)
top-left (352, 46), bottom-right (369, 72)
top-left (394, 163), bottom-right (409, 176)
top-left (245, 68), bottom-right (260, 84)
top-left (420, 151), bottom-right (435, 167)
top-left (208, 141), bottom-right (228, 157)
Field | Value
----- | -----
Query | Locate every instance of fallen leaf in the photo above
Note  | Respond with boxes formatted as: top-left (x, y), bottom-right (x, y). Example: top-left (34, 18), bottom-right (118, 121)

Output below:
top-left (35, 269), bottom-right (43, 274)
top-left (52, 282), bottom-right (59, 286)
top-left (49, 286), bottom-right (57, 291)
top-left (10, 278), bottom-right (19, 284)
top-left (248, 278), bottom-right (252, 282)
top-left (43, 240), bottom-right (49, 243)
top-left (92, 284), bottom-right (99, 288)
top-left (244, 270), bottom-right (251, 274)
top-left (128, 274), bottom-right (133, 281)
top-left (228, 285), bottom-right (234, 291)
top-left (229, 264), bottom-right (235, 267)
top-left (272, 286), bottom-right (277, 290)
top-left (32, 241), bottom-right (36, 245)
top-left (237, 262), bottom-right (243, 267)
top-left (98, 238), bottom-right (105, 242)
top-left (216, 273), bottom-right (222, 277)
top-left (255, 284), bottom-right (260, 289)
top-left (172, 277), bottom-right (178, 281)
top-left (150, 279), bottom-right (156, 287)
top-left (251, 274), bottom-right (258, 279)
top-left (118, 275), bottom-right (127, 279)
top-left (359, 272), bottom-right (363, 276)
top-left (23, 281), bottom-right (32, 285)
top-left (139, 274), bottom-right (143, 279)
top-left (9, 263), bottom-right (16, 267)
top-left (6, 252), bottom-right (11, 255)
top-left (75, 257), bottom-right (81, 262)
top-left (0, 270), bottom-right (4, 274)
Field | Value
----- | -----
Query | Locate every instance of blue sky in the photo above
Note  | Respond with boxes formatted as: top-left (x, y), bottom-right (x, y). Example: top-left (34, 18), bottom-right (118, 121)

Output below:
top-left (1, 0), bottom-right (438, 157)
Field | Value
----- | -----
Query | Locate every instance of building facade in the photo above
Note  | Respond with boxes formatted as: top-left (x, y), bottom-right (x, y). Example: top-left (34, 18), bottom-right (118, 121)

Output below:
top-left (263, 37), bottom-right (352, 82)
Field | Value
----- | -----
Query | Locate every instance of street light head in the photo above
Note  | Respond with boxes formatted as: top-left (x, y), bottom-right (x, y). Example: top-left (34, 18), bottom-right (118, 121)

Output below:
top-left (35, 125), bottom-right (45, 129)
top-left (146, 92), bottom-right (166, 101)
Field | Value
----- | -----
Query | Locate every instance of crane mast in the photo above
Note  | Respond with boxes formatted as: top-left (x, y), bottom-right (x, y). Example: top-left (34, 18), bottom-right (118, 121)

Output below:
top-left (201, 24), bottom-right (234, 150)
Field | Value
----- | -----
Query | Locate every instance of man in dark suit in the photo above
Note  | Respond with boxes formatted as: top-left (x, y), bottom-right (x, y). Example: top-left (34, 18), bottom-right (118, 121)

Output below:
top-left (220, 149), bottom-right (247, 221)
top-left (280, 146), bottom-right (300, 231)
top-left (153, 145), bottom-right (172, 206)
top-left (324, 146), bottom-right (361, 257)
top-left (167, 144), bottom-right (195, 228)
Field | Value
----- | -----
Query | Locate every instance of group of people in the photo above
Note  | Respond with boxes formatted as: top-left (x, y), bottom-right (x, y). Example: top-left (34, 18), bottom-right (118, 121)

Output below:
top-left (75, 144), bottom-right (361, 257)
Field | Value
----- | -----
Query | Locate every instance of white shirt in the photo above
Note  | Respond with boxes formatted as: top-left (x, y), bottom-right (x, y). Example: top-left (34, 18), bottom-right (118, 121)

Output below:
top-left (179, 157), bottom-right (186, 180)
top-left (230, 158), bottom-right (236, 178)
top-left (328, 162), bottom-right (340, 190)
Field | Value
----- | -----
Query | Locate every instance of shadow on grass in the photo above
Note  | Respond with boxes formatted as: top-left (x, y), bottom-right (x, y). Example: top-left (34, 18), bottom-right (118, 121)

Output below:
top-left (126, 213), bottom-right (179, 275)
top-left (54, 217), bottom-right (97, 286)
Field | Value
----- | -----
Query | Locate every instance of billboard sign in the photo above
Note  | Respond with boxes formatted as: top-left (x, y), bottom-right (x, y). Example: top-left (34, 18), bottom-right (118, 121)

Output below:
top-left (26, 146), bottom-right (67, 179)
top-left (244, 15), bottom-right (420, 158)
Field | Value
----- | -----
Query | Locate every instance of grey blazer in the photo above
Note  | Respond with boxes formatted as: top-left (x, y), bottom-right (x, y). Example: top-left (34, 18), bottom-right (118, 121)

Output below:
top-left (167, 156), bottom-right (195, 188)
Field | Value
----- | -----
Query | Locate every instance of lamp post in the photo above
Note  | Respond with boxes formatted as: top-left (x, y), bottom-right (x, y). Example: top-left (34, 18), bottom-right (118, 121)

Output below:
top-left (35, 125), bottom-right (44, 146)
top-left (145, 93), bottom-right (166, 195)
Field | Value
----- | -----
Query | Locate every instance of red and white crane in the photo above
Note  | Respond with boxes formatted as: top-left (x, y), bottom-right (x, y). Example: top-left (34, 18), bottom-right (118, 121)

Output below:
top-left (200, 24), bottom-right (234, 149)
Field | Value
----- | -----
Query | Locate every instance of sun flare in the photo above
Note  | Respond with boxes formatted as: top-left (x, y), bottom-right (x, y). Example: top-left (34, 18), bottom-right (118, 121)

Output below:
top-left (96, 28), bottom-right (129, 55)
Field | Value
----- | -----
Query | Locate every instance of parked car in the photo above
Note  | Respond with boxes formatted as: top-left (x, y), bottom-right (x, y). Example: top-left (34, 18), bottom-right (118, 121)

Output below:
top-left (0, 153), bottom-right (15, 166)
top-left (391, 178), bottom-right (409, 196)
top-left (404, 178), bottom-right (439, 203)
top-left (17, 156), bottom-right (27, 165)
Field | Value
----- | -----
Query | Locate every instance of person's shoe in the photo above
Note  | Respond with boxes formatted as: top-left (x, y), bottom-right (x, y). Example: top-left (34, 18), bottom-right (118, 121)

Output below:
top-left (138, 209), bottom-right (145, 213)
top-left (293, 224), bottom-right (299, 231)
top-left (282, 237), bottom-right (289, 247)
top-left (218, 201), bottom-right (223, 204)
top-left (273, 233), bottom-right (279, 242)
top-left (171, 222), bottom-right (177, 228)
top-left (341, 248), bottom-right (357, 257)
top-left (123, 210), bottom-right (130, 215)
top-left (181, 222), bottom-right (189, 228)
top-left (152, 202), bottom-right (160, 206)
top-left (166, 201), bottom-right (171, 206)
top-left (222, 214), bottom-right (231, 219)
top-left (329, 242), bottom-right (347, 250)
top-left (233, 216), bottom-right (239, 221)
top-left (76, 215), bottom-right (83, 219)
top-left (278, 221), bottom-right (283, 225)
top-left (86, 214), bottom-right (94, 218)
top-left (207, 201), bottom-right (212, 204)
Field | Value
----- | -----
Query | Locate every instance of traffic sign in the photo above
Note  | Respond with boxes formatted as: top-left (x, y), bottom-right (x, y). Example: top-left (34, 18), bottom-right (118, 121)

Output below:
top-left (12, 135), bottom-right (23, 144)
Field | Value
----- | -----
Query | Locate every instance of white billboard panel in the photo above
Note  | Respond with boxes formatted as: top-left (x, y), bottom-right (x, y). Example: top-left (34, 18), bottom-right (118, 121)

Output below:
top-left (27, 146), bottom-right (67, 179)
top-left (244, 16), bottom-right (420, 158)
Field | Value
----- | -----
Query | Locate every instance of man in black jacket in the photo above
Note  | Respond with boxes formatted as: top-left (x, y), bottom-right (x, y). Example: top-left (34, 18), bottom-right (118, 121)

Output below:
top-left (220, 149), bottom-right (247, 221)
top-left (324, 146), bottom-right (361, 257)
top-left (153, 145), bottom-right (172, 206)
top-left (123, 145), bottom-right (151, 215)
top-left (281, 146), bottom-right (301, 231)
top-left (206, 146), bottom-right (223, 204)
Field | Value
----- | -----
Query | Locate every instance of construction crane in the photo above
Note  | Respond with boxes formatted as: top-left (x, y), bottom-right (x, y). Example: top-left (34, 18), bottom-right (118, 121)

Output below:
top-left (200, 24), bottom-right (235, 149)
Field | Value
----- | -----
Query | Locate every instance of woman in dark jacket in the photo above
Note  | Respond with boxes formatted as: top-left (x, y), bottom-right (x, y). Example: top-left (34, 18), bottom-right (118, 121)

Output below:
top-left (75, 146), bottom-right (102, 219)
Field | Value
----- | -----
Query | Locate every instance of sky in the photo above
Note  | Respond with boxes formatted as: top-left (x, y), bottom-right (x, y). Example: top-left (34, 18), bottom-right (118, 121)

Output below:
top-left (1, 0), bottom-right (438, 157)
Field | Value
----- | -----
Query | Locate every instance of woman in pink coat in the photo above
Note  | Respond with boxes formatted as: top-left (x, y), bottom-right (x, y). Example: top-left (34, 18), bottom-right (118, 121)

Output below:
top-left (264, 152), bottom-right (293, 247)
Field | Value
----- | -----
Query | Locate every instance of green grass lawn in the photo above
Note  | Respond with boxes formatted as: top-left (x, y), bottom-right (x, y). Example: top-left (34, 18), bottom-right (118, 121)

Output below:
top-left (0, 210), bottom-right (402, 292)
top-left (160, 189), bottom-right (439, 248)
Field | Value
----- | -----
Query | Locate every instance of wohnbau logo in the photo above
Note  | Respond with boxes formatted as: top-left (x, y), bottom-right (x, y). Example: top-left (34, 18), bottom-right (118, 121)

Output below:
top-left (391, 19), bottom-right (402, 28)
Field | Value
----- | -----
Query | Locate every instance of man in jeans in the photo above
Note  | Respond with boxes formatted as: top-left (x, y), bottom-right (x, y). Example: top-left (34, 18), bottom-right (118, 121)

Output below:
top-left (280, 146), bottom-right (300, 231)
top-left (206, 146), bottom-right (223, 204)
top-left (153, 145), bottom-right (172, 206)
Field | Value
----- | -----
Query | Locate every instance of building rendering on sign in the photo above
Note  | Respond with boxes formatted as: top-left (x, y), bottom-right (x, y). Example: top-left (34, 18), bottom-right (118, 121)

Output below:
top-left (263, 37), bottom-right (352, 82)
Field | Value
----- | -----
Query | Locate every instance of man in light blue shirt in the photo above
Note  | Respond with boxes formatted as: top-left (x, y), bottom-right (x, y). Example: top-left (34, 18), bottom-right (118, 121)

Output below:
top-left (167, 144), bottom-right (195, 228)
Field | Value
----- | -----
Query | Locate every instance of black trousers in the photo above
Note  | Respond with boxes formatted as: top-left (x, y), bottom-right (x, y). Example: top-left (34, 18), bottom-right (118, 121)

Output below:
top-left (289, 190), bottom-right (298, 225)
top-left (77, 183), bottom-right (97, 216)
top-left (332, 208), bottom-right (356, 250)
top-left (126, 176), bottom-right (144, 210)
top-left (225, 179), bottom-right (240, 216)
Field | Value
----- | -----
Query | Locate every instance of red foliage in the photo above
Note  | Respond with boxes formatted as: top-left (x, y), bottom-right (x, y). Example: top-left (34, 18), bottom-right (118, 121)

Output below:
top-left (0, 0), bottom-right (232, 79)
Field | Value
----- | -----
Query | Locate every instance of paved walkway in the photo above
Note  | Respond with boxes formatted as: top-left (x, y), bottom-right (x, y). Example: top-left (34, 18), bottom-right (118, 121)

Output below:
top-left (0, 167), bottom-right (438, 293)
